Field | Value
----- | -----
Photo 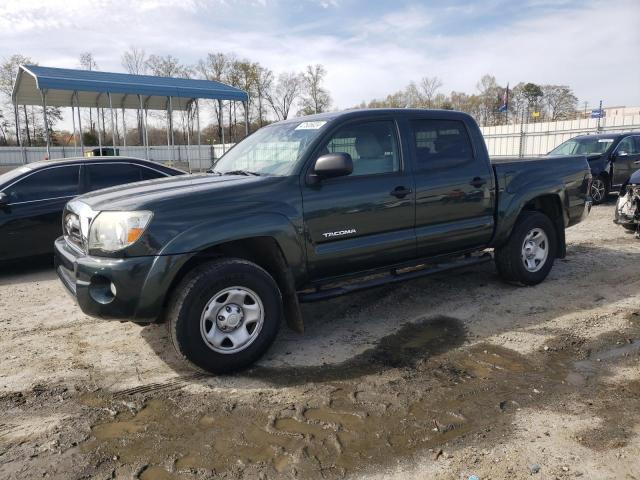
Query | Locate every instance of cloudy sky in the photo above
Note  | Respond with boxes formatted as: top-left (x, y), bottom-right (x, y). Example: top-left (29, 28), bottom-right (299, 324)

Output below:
top-left (1, 0), bottom-right (639, 111)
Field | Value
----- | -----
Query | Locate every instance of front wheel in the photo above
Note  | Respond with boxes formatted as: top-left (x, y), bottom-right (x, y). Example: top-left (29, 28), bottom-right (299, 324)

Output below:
top-left (167, 258), bottom-right (282, 374)
top-left (495, 211), bottom-right (557, 286)
top-left (590, 176), bottom-right (609, 205)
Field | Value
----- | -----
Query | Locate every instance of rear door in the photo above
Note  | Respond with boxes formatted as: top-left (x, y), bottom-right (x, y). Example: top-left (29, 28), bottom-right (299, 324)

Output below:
top-left (0, 165), bottom-right (80, 259)
top-left (613, 136), bottom-right (640, 186)
top-left (408, 117), bottom-right (495, 257)
top-left (301, 117), bottom-right (416, 279)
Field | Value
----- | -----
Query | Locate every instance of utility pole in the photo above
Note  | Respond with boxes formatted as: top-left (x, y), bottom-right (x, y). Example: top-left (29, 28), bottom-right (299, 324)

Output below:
top-left (596, 100), bottom-right (603, 131)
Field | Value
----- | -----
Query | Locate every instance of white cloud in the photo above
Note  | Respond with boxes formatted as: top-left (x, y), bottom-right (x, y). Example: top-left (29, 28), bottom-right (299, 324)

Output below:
top-left (0, 0), bottom-right (638, 115)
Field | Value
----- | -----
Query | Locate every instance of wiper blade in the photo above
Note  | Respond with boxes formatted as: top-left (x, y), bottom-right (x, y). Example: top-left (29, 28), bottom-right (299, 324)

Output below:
top-left (221, 170), bottom-right (260, 176)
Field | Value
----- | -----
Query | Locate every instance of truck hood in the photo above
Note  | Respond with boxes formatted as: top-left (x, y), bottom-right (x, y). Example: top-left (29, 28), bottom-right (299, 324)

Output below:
top-left (75, 173), bottom-right (274, 211)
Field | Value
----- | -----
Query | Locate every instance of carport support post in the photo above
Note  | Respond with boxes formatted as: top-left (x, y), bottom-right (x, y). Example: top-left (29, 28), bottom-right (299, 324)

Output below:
top-left (108, 92), bottom-right (116, 149)
top-left (40, 89), bottom-right (51, 160)
top-left (96, 94), bottom-right (103, 153)
top-left (185, 100), bottom-right (192, 174)
top-left (70, 103), bottom-right (77, 155)
top-left (165, 97), bottom-right (171, 162)
top-left (169, 96), bottom-right (175, 163)
top-left (121, 104), bottom-right (127, 149)
top-left (75, 92), bottom-right (84, 152)
top-left (138, 95), bottom-right (148, 160)
top-left (14, 99), bottom-right (26, 164)
top-left (195, 99), bottom-right (202, 172)
top-left (218, 100), bottom-right (226, 154)
top-left (244, 101), bottom-right (249, 137)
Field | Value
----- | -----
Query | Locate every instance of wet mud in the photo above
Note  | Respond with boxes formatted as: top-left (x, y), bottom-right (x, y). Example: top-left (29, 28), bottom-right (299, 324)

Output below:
top-left (72, 315), bottom-right (640, 479)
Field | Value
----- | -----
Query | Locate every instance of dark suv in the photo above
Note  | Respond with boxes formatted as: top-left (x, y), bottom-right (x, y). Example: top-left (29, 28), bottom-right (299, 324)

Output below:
top-left (549, 133), bottom-right (640, 203)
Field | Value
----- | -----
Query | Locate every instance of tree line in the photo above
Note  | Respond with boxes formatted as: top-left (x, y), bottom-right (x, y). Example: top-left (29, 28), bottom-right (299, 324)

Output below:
top-left (357, 75), bottom-right (579, 126)
top-left (0, 48), bottom-right (582, 147)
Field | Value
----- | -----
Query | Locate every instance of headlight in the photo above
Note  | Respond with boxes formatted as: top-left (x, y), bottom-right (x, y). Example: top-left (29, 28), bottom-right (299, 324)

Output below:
top-left (88, 211), bottom-right (153, 252)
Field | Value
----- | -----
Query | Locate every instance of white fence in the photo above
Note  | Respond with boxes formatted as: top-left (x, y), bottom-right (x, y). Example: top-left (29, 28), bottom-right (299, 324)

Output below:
top-left (0, 144), bottom-right (235, 171)
top-left (481, 114), bottom-right (640, 157)
top-left (3, 115), bottom-right (640, 168)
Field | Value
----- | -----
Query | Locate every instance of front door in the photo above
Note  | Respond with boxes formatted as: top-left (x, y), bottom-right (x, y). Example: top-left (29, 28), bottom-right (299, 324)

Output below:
top-left (408, 117), bottom-right (495, 257)
top-left (0, 165), bottom-right (80, 260)
top-left (302, 118), bottom-right (416, 280)
top-left (613, 135), bottom-right (640, 186)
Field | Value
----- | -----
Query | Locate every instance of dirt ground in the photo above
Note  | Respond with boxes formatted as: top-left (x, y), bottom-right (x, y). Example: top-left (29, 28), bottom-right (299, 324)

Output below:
top-left (1, 201), bottom-right (639, 480)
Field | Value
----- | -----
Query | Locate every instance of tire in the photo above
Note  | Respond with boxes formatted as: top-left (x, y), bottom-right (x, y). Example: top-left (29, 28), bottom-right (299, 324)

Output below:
top-left (167, 258), bottom-right (282, 374)
top-left (495, 211), bottom-right (557, 286)
top-left (621, 224), bottom-right (638, 232)
top-left (590, 175), bottom-right (609, 205)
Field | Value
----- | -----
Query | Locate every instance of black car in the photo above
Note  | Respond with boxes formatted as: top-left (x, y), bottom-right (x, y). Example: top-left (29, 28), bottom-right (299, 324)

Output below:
top-left (0, 157), bottom-right (184, 262)
top-left (549, 133), bottom-right (640, 204)
top-left (614, 166), bottom-right (640, 235)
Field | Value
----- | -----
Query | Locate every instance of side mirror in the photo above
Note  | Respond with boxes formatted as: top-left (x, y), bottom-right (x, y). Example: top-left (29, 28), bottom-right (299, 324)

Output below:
top-left (309, 153), bottom-right (353, 184)
top-left (0, 192), bottom-right (8, 208)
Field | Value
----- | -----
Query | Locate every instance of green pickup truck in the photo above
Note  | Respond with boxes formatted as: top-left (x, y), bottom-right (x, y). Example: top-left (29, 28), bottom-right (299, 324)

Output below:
top-left (55, 109), bottom-right (592, 373)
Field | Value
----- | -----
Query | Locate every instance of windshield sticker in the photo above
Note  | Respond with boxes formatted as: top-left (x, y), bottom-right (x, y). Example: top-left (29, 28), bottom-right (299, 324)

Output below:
top-left (295, 121), bottom-right (326, 130)
top-left (598, 139), bottom-right (614, 142)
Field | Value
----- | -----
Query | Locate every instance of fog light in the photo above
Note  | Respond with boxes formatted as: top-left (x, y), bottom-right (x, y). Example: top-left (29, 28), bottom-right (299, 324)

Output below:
top-left (89, 275), bottom-right (116, 304)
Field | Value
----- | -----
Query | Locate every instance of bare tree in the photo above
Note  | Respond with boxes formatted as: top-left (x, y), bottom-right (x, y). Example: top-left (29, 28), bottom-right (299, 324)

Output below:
top-left (267, 72), bottom-right (303, 121)
top-left (121, 46), bottom-right (147, 75)
top-left (145, 54), bottom-right (192, 78)
top-left (254, 65), bottom-right (273, 127)
top-left (79, 52), bottom-right (99, 134)
top-left (121, 47), bottom-right (147, 144)
top-left (542, 85), bottom-right (577, 121)
top-left (197, 52), bottom-right (230, 142)
top-left (300, 64), bottom-right (331, 115)
top-left (420, 76), bottom-right (443, 108)
top-left (0, 54), bottom-right (34, 145)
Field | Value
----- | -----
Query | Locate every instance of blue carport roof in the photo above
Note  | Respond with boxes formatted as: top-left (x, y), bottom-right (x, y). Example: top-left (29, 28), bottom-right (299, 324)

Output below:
top-left (12, 65), bottom-right (248, 111)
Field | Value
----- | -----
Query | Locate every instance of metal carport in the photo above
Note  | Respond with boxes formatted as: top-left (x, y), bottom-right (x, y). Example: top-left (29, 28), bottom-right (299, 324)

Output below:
top-left (12, 65), bottom-right (249, 169)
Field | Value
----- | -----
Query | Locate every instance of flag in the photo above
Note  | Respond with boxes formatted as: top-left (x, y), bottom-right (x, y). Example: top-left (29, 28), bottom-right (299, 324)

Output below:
top-left (498, 83), bottom-right (509, 112)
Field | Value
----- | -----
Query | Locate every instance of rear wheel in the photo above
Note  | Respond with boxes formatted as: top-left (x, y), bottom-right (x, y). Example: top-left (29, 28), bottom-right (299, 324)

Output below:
top-left (167, 258), bottom-right (282, 374)
top-left (495, 211), bottom-right (557, 285)
top-left (590, 175), bottom-right (609, 205)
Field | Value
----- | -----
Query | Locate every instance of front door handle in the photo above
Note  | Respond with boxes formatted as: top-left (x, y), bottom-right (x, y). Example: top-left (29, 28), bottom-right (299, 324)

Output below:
top-left (470, 177), bottom-right (487, 188)
top-left (390, 186), bottom-right (412, 198)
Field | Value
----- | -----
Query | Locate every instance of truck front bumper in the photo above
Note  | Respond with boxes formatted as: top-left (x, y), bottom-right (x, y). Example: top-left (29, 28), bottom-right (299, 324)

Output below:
top-left (54, 237), bottom-right (184, 322)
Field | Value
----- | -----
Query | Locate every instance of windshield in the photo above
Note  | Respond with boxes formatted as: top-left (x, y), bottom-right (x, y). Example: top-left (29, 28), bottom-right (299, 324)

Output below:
top-left (549, 137), bottom-right (615, 156)
top-left (0, 166), bottom-right (31, 188)
top-left (212, 120), bottom-right (328, 176)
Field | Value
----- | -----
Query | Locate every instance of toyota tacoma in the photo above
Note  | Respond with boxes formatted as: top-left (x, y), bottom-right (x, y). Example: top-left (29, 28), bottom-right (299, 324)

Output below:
top-left (55, 109), bottom-right (592, 373)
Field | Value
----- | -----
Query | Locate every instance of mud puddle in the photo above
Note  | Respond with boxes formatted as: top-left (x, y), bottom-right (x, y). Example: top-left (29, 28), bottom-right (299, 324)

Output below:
top-left (79, 318), bottom-right (640, 479)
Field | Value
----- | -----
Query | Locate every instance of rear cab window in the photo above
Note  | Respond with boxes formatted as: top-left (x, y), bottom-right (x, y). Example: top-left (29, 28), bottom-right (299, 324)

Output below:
top-left (410, 119), bottom-right (475, 171)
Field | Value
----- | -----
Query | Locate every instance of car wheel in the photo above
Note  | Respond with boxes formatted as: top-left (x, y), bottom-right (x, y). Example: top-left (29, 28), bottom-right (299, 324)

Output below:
top-left (495, 211), bottom-right (557, 286)
top-left (590, 176), bottom-right (609, 205)
top-left (167, 258), bottom-right (282, 374)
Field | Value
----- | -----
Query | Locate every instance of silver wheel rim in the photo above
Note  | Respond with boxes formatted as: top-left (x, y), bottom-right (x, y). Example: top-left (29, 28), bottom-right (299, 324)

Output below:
top-left (200, 286), bottom-right (264, 354)
top-left (521, 228), bottom-right (549, 273)
top-left (591, 179), bottom-right (605, 203)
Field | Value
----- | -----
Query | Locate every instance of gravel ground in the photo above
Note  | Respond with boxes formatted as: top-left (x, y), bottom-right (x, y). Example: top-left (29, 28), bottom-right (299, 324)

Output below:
top-left (0, 201), bottom-right (639, 479)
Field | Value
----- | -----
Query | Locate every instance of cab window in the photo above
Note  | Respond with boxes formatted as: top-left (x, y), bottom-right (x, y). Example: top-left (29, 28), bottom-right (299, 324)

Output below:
top-left (411, 119), bottom-right (474, 170)
top-left (4, 166), bottom-right (80, 203)
top-left (320, 121), bottom-right (400, 176)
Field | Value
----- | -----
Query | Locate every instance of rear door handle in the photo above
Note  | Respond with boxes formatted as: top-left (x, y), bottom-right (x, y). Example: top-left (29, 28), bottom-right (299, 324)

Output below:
top-left (390, 186), bottom-right (412, 198)
top-left (470, 177), bottom-right (487, 188)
